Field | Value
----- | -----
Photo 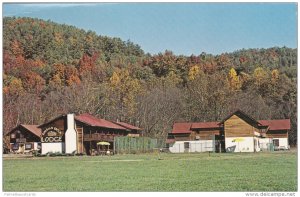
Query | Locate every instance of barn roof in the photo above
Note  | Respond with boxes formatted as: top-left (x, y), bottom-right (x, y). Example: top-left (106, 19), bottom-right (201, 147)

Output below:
top-left (7, 124), bottom-right (41, 138)
top-left (191, 122), bottom-right (220, 129)
top-left (172, 121), bottom-right (221, 134)
top-left (219, 109), bottom-right (263, 128)
top-left (171, 122), bottom-right (192, 134)
top-left (21, 124), bottom-right (42, 137)
top-left (259, 119), bottom-right (290, 131)
top-left (113, 121), bottom-right (142, 131)
top-left (75, 113), bottom-right (127, 130)
top-left (38, 114), bottom-right (66, 128)
top-left (171, 111), bottom-right (291, 134)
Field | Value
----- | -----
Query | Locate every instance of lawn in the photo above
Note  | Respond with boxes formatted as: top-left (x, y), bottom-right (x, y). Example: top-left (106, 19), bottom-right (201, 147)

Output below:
top-left (2, 151), bottom-right (297, 192)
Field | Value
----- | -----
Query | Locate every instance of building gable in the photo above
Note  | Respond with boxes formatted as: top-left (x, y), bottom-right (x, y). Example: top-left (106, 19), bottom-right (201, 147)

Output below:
top-left (219, 110), bottom-right (262, 128)
top-left (38, 115), bottom-right (67, 132)
top-left (7, 124), bottom-right (41, 138)
top-left (224, 114), bottom-right (258, 137)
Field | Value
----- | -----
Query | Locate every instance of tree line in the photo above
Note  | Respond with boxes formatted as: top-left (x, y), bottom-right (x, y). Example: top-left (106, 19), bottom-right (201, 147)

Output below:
top-left (3, 17), bottom-right (297, 146)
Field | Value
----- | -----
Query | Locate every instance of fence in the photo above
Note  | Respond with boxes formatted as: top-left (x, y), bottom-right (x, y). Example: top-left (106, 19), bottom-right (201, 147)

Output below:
top-left (114, 136), bottom-right (165, 154)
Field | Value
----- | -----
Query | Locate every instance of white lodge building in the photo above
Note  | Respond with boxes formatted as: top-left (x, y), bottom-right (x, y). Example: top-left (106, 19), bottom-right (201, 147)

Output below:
top-left (167, 110), bottom-right (290, 153)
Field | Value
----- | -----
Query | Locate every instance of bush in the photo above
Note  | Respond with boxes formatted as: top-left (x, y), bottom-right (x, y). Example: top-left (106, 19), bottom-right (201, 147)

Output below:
top-left (55, 152), bottom-right (63, 156)
top-left (37, 151), bottom-right (86, 157)
top-left (32, 150), bottom-right (40, 157)
top-left (75, 152), bottom-right (86, 156)
top-left (46, 152), bottom-right (63, 157)
top-left (49, 152), bottom-right (56, 157)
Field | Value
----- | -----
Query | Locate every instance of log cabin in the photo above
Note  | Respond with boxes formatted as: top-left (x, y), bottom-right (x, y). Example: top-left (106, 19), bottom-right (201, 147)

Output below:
top-left (168, 110), bottom-right (290, 153)
top-left (4, 113), bottom-right (141, 155)
top-left (4, 124), bottom-right (41, 153)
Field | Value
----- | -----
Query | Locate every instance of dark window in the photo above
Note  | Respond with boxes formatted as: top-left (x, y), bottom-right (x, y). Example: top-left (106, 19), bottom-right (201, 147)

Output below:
top-left (12, 143), bottom-right (19, 150)
top-left (184, 142), bottom-right (190, 149)
top-left (25, 143), bottom-right (32, 150)
top-left (273, 139), bottom-right (279, 147)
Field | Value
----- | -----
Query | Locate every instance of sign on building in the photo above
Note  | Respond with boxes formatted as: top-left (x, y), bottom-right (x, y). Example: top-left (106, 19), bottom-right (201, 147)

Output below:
top-left (41, 127), bottom-right (63, 143)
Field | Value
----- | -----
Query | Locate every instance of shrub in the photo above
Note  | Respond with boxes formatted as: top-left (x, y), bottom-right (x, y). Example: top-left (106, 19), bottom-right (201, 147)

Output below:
top-left (32, 150), bottom-right (40, 157)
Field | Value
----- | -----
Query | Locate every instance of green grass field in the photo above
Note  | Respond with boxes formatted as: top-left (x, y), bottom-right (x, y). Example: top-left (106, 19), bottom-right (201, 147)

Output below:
top-left (3, 151), bottom-right (297, 192)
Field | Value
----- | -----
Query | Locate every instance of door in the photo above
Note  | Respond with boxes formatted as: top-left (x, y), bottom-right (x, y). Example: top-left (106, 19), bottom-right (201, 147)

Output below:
top-left (184, 142), bottom-right (190, 153)
top-left (273, 139), bottom-right (279, 150)
top-left (83, 141), bottom-right (91, 155)
top-left (19, 144), bottom-right (25, 153)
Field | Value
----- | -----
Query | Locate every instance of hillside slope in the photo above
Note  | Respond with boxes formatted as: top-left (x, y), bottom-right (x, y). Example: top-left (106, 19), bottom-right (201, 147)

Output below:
top-left (3, 17), bottom-right (297, 145)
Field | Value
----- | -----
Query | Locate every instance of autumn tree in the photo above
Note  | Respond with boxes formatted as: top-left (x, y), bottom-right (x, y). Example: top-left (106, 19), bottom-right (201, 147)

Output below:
top-left (185, 68), bottom-right (209, 121)
top-left (271, 69), bottom-right (279, 84)
top-left (188, 65), bottom-right (201, 81)
top-left (228, 68), bottom-right (242, 91)
top-left (2, 17), bottom-right (297, 145)
top-left (108, 69), bottom-right (142, 121)
top-left (253, 67), bottom-right (268, 87)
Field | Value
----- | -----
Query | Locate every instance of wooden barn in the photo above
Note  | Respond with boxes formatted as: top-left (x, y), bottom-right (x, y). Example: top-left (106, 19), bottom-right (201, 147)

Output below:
top-left (168, 110), bottom-right (290, 153)
top-left (219, 110), bottom-right (269, 152)
top-left (4, 113), bottom-right (142, 155)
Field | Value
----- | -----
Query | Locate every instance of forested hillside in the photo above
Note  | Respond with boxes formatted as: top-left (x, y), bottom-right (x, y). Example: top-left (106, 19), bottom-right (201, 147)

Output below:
top-left (3, 17), bottom-right (297, 145)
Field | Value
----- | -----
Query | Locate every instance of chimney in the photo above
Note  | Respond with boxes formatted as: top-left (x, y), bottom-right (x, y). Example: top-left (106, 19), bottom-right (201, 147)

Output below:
top-left (65, 114), bottom-right (77, 154)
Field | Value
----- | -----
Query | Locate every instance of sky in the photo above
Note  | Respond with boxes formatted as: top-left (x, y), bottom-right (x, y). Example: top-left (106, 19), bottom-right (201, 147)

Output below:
top-left (2, 3), bottom-right (298, 55)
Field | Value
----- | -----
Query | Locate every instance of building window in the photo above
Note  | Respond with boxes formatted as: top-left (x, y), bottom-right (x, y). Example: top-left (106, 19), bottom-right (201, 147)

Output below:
top-left (273, 139), bottom-right (279, 147)
top-left (11, 133), bottom-right (16, 139)
top-left (25, 143), bottom-right (32, 150)
top-left (184, 142), bottom-right (190, 149)
top-left (12, 143), bottom-right (19, 150)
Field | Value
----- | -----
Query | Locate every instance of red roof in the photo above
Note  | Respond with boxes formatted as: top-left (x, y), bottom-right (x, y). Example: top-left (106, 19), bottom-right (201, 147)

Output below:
top-left (259, 119), bottom-right (290, 130)
top-left (113, 121), bottom-right (142, 131)
top-left (75, 113), bottom-right (127, 130)
top-left (172, 122), bottom-right (192, 134)
top-left (172, 121), bottom-right (222, 134)
top-left (6, 124), bottom-right (41, 138)
top-left (21, 125), bottom-right (42, 137)
top-left (191, 122), bottom-right (220, 129)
